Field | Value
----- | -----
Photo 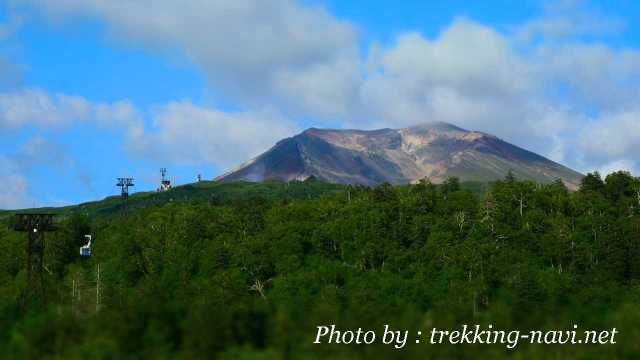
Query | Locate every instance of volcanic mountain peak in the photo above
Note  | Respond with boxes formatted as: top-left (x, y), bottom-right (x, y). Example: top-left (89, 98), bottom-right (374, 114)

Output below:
top-left (217, 122), bottom-right (583, 189)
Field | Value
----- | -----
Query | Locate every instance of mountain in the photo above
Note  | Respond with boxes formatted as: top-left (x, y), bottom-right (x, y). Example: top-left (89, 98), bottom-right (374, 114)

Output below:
top-left (216, 122), bottom-right (584, 189)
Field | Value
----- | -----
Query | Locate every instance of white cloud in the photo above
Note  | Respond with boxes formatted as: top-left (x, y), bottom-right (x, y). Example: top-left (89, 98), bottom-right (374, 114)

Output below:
top-left (127, 101), bottom-right (298, 168)
top-left (0, 88), bottom-right (142, 129)
top-left (5, 0), bottom-right (640, 177)
top-left (0, 88), bottom-right (88, 127)
top-left (0, 86), bottom-right (298, 174)
top-left (0, 172), bottom-right (31, 209)
top-left (0, 155), bottom-right (32, 209)
top-left (597, 159), bottom-right (638, 177)
top-left (580, 110), bottom-right (640, 158)
top-left (351, 19), bottom-right (580, 165)
top-left (357, 20), bottom-right (535, 125)
top-left (0, 136), bottom-right (73, 209)
top-left (579, 109), bottom-right (640, 173)
top-left (537, 43), bottom-right (640, 109)
top-left (271, 55), bottom-right (360, 119)
top-left (351, 17), bottom-right (640, 173)
top-left (17, 0), bottom-right (359, 116)
top-left (514, 0), bottom-right (625, 41)
top-left (13, 135), bottom-right (67, 168)
top-left (0, 88), bottom-right (145, 207)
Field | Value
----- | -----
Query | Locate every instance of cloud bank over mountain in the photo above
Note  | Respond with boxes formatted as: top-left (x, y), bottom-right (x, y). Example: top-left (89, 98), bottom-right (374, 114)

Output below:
top-left (1, 0), bottom-right (640, 206)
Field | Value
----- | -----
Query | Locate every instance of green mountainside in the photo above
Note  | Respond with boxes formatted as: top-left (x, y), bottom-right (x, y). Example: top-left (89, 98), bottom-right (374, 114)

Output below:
top-left (0, 173), bottom-right (639, 358)
top-left (0, 179), bottom-right (347, 220)
top-left (0, 178), bottom-right (488, 220)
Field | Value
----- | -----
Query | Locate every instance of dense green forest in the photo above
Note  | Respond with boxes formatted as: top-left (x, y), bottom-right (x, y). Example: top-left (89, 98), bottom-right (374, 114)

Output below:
top-left (1, 172), bottom-right (640, 359)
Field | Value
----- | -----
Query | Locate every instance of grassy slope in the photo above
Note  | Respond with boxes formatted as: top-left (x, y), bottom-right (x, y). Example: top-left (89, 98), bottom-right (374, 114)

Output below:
top-left (0, 179), bottom-right (490, 222)
top-left (0, 180), bottom-right (348, 220)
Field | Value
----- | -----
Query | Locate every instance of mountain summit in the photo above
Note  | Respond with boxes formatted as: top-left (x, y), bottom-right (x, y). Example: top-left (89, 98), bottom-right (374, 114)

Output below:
top-left (216, 122), bottom-right (583, 189)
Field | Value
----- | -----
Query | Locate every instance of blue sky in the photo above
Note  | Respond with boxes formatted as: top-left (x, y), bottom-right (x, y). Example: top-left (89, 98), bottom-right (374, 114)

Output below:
top-left (1, 0), bottom-right (639, 208)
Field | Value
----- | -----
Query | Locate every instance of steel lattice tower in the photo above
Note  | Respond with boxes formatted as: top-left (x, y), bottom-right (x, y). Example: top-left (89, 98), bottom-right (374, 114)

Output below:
top-left (116, 177), bottom-right (134, 200)
top-left (13, 213), bottom-right (57, 309)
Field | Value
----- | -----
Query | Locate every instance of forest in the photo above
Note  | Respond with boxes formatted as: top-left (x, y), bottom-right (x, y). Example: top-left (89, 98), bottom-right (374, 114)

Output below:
top-left (1, 172), bottom-right (639, 359)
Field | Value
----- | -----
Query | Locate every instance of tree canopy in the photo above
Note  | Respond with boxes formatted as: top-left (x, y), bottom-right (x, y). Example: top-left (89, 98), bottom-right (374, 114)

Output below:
top-left (1, 174), bottom-right (639, 358)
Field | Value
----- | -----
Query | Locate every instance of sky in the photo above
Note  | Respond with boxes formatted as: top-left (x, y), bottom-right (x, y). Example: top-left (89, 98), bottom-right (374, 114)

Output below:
top-left (0, 0), bottom-right (639, 209)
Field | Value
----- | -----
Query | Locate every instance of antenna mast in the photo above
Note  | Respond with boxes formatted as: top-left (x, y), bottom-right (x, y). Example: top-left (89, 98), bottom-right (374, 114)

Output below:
top-left (158, 168), bottom-right (172, 191)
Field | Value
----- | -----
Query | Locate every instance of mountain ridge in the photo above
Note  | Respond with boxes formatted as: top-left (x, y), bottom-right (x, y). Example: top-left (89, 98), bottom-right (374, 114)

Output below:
top-left (217, 122), bottom-right (584, 189)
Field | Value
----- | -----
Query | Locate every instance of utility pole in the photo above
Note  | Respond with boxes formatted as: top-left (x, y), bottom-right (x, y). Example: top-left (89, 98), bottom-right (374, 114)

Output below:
top-left (72, 277), bottom-right (75, 315)
top-left (12, 213), bottom-right (57, 310)
top-left (96, 264), bottom-right (100, 313)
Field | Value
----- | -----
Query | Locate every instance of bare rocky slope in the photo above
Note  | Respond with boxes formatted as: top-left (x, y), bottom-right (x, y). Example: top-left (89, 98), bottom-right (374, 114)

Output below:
top-left (216, 122), bottom-right (583, 189)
